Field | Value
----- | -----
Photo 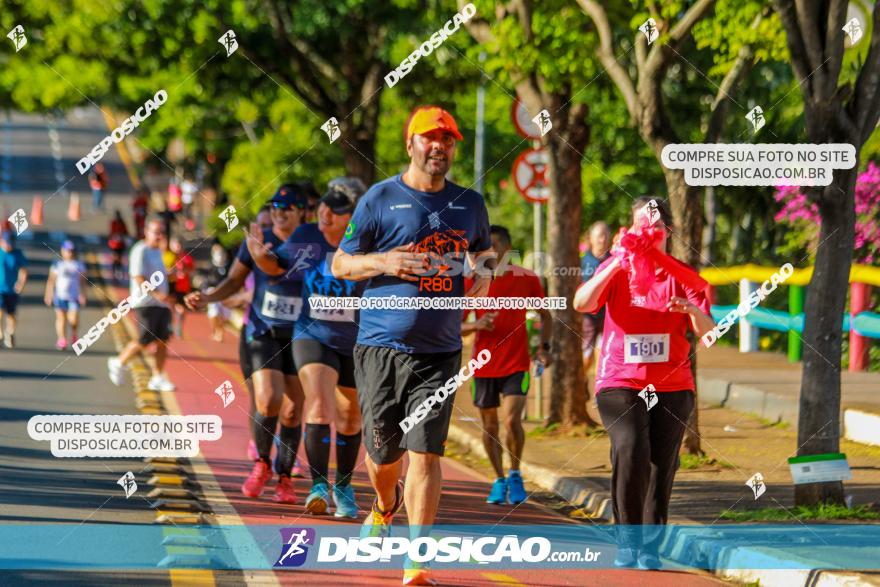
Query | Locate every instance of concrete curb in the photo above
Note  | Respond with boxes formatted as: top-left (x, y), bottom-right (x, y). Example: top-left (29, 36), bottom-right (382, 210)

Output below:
top-left (698, 375), bottom-right (880, 447)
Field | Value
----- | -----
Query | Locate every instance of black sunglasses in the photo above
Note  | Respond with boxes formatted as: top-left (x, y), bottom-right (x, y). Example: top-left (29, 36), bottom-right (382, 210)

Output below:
top-left (272, 201), bottom-right (305, 211)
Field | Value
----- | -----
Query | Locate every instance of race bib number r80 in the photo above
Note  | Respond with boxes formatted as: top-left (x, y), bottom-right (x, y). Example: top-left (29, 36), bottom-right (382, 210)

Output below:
top-left (624, 334), bottom-right (670, 364)
top-left (261, 292), bottom-right (303, 322)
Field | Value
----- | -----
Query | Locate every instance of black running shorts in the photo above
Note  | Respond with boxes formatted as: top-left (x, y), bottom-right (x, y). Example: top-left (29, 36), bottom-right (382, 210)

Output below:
top-left (354, 344), bottom-right (462, 464)
top-left (135, 306), bottom-right (172, 345)
top-left (238, 323), bottom-right (253, 380)
top-left (246, 327), bottom-right (296, 376)
top-left (293, 338), bottom-right (356, 388)
top-left (471, 371), bottom-right (530, 409)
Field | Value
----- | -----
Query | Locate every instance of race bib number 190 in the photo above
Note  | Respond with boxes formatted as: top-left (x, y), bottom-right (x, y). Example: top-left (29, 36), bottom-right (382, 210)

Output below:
top-left (624, 334), bottom-right (669, 364)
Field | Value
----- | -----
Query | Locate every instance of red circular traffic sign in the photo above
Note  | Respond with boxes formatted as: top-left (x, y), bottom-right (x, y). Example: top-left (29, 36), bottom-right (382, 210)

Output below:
top-left (511, 98), bottom-right (543, 140)
top-left (512, 148), bottom-right (550, 204)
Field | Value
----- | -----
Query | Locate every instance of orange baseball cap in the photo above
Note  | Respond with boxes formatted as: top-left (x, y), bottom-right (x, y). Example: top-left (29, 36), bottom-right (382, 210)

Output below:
top-left (405, 106), bottom-right (464, 142)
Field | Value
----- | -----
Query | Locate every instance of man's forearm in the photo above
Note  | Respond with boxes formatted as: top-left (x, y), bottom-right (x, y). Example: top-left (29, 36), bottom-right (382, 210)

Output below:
top-left (332, 251), bottom-right (385, 281)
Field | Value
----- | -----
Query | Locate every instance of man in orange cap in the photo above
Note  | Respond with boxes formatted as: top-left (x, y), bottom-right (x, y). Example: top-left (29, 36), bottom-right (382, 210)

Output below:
top-left (333, 105), bottom-right (495, 585)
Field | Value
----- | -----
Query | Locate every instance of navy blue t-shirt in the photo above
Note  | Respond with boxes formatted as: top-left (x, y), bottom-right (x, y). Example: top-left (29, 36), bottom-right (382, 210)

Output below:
top-left (580, 250), bottom-right (610, 321)
top-left (236, 229), bottom-right (304, 338)
top-left (339, 174), bottom-right (491, 353)
top-left (280, 223), bottom-right (363, 355)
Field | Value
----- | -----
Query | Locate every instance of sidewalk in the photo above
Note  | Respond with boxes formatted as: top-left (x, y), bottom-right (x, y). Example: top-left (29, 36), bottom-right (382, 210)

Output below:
top-left (695, 345), bottom-right (880, 447)
top-left (447, 341), bottom-right (880, 587)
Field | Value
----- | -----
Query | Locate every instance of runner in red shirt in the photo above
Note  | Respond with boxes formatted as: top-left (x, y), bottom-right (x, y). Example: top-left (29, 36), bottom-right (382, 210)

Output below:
top-left (573, 197), bottom-right (715, 571)
top-left (462, 225), bottom-right (552, 506)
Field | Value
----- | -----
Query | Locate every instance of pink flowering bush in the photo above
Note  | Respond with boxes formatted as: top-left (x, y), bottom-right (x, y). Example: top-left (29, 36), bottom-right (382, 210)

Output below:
top-left (774, 162), bottom-right (880, 264)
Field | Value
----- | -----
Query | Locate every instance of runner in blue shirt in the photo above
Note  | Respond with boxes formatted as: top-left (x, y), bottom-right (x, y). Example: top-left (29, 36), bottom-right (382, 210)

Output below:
top-left (247, 177), bottom-right (367, 520)
top-left (186, 185), bottom-right (308, 504)
top-left (332, 106), bottom-right (494, 586)
top-left (0, 230), bottom-right (28, 349)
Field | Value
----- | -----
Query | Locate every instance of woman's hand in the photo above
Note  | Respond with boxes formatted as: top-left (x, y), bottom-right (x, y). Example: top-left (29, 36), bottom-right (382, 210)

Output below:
top-left (666, 296), bottom-right (694, 314)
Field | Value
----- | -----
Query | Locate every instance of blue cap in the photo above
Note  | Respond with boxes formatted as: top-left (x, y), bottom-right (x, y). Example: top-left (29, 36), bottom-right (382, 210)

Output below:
top-left (270, 184), bottom-right (309, 209)
top-left (62, 239), bottom-right (76, 251)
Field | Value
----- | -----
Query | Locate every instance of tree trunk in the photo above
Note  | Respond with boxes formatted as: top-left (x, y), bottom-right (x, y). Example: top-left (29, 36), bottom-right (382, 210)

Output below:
top-left (339, 134), bottom-right (377, 187)
top-left (661, 163), bottom-right (706, 455)
top-left (531, 94), bottom-right (595, 427)
top-left (702, 186), bottom-right (715, 264)
top-left (794, 166), bottom-right (857, 506)
top-left (339, 94), bottom-right (381, 186)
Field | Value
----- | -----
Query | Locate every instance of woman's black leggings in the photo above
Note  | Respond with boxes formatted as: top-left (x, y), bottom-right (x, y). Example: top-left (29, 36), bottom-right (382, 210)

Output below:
top-left (596, 387), bottom-right (694, 553)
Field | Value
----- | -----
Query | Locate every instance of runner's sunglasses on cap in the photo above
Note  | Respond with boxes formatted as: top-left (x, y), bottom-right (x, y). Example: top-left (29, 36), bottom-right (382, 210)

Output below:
top-left (270, 184), bottom-right (309, 211)
top-left (321, 177), bottom-right (367, 215)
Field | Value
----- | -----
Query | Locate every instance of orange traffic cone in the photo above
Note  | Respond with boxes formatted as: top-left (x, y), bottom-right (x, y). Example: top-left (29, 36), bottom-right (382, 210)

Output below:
top-left (30, 196), bottom-right (44, 226)
top-left (68, 192), bottom-right (81, 222)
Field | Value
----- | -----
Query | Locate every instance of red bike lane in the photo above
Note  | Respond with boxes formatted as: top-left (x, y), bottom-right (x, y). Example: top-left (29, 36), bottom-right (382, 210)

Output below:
top-left (108, 274), bottom-right (725, 586)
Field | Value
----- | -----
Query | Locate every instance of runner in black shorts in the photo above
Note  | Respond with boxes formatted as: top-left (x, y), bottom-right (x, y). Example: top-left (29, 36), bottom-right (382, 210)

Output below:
top-left (333, 106), bottom-right (494, 585)
top-left (249, 176), bottom-right (367, 519)
top-left (186, 185), bottom-right (308, 503)
top-left (462, 225), bottom-right (553, 506)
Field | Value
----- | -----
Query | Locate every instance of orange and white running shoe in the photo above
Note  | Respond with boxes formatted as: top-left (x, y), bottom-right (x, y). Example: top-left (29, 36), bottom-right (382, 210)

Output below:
top-left (360, 480), bottom-right (404, 539)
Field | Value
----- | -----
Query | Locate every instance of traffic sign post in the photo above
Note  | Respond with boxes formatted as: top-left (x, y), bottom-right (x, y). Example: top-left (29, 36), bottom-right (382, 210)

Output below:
top-left (512, 147), bottom-right (550, 204)
top-left (512, 96), bottom-right (551, 422)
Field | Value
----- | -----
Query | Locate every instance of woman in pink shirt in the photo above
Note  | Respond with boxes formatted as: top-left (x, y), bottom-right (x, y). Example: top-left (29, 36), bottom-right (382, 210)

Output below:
top-left (573, 197), bottom-right (715, 570)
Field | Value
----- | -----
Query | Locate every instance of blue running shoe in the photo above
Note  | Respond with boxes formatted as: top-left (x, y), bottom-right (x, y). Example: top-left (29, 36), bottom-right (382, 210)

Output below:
top-left (333, 484), bottom-right (359, 519)
top-left (305, 481), bottom-right (330, 515)
top-left (487, 477), bottom-right (507, 504)
top-left (614, 548), bottom-right (638, 568)
top-left (507, 471), bottom-right (527, 504)
top-left (637, 553), bottom-right (661, 570)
